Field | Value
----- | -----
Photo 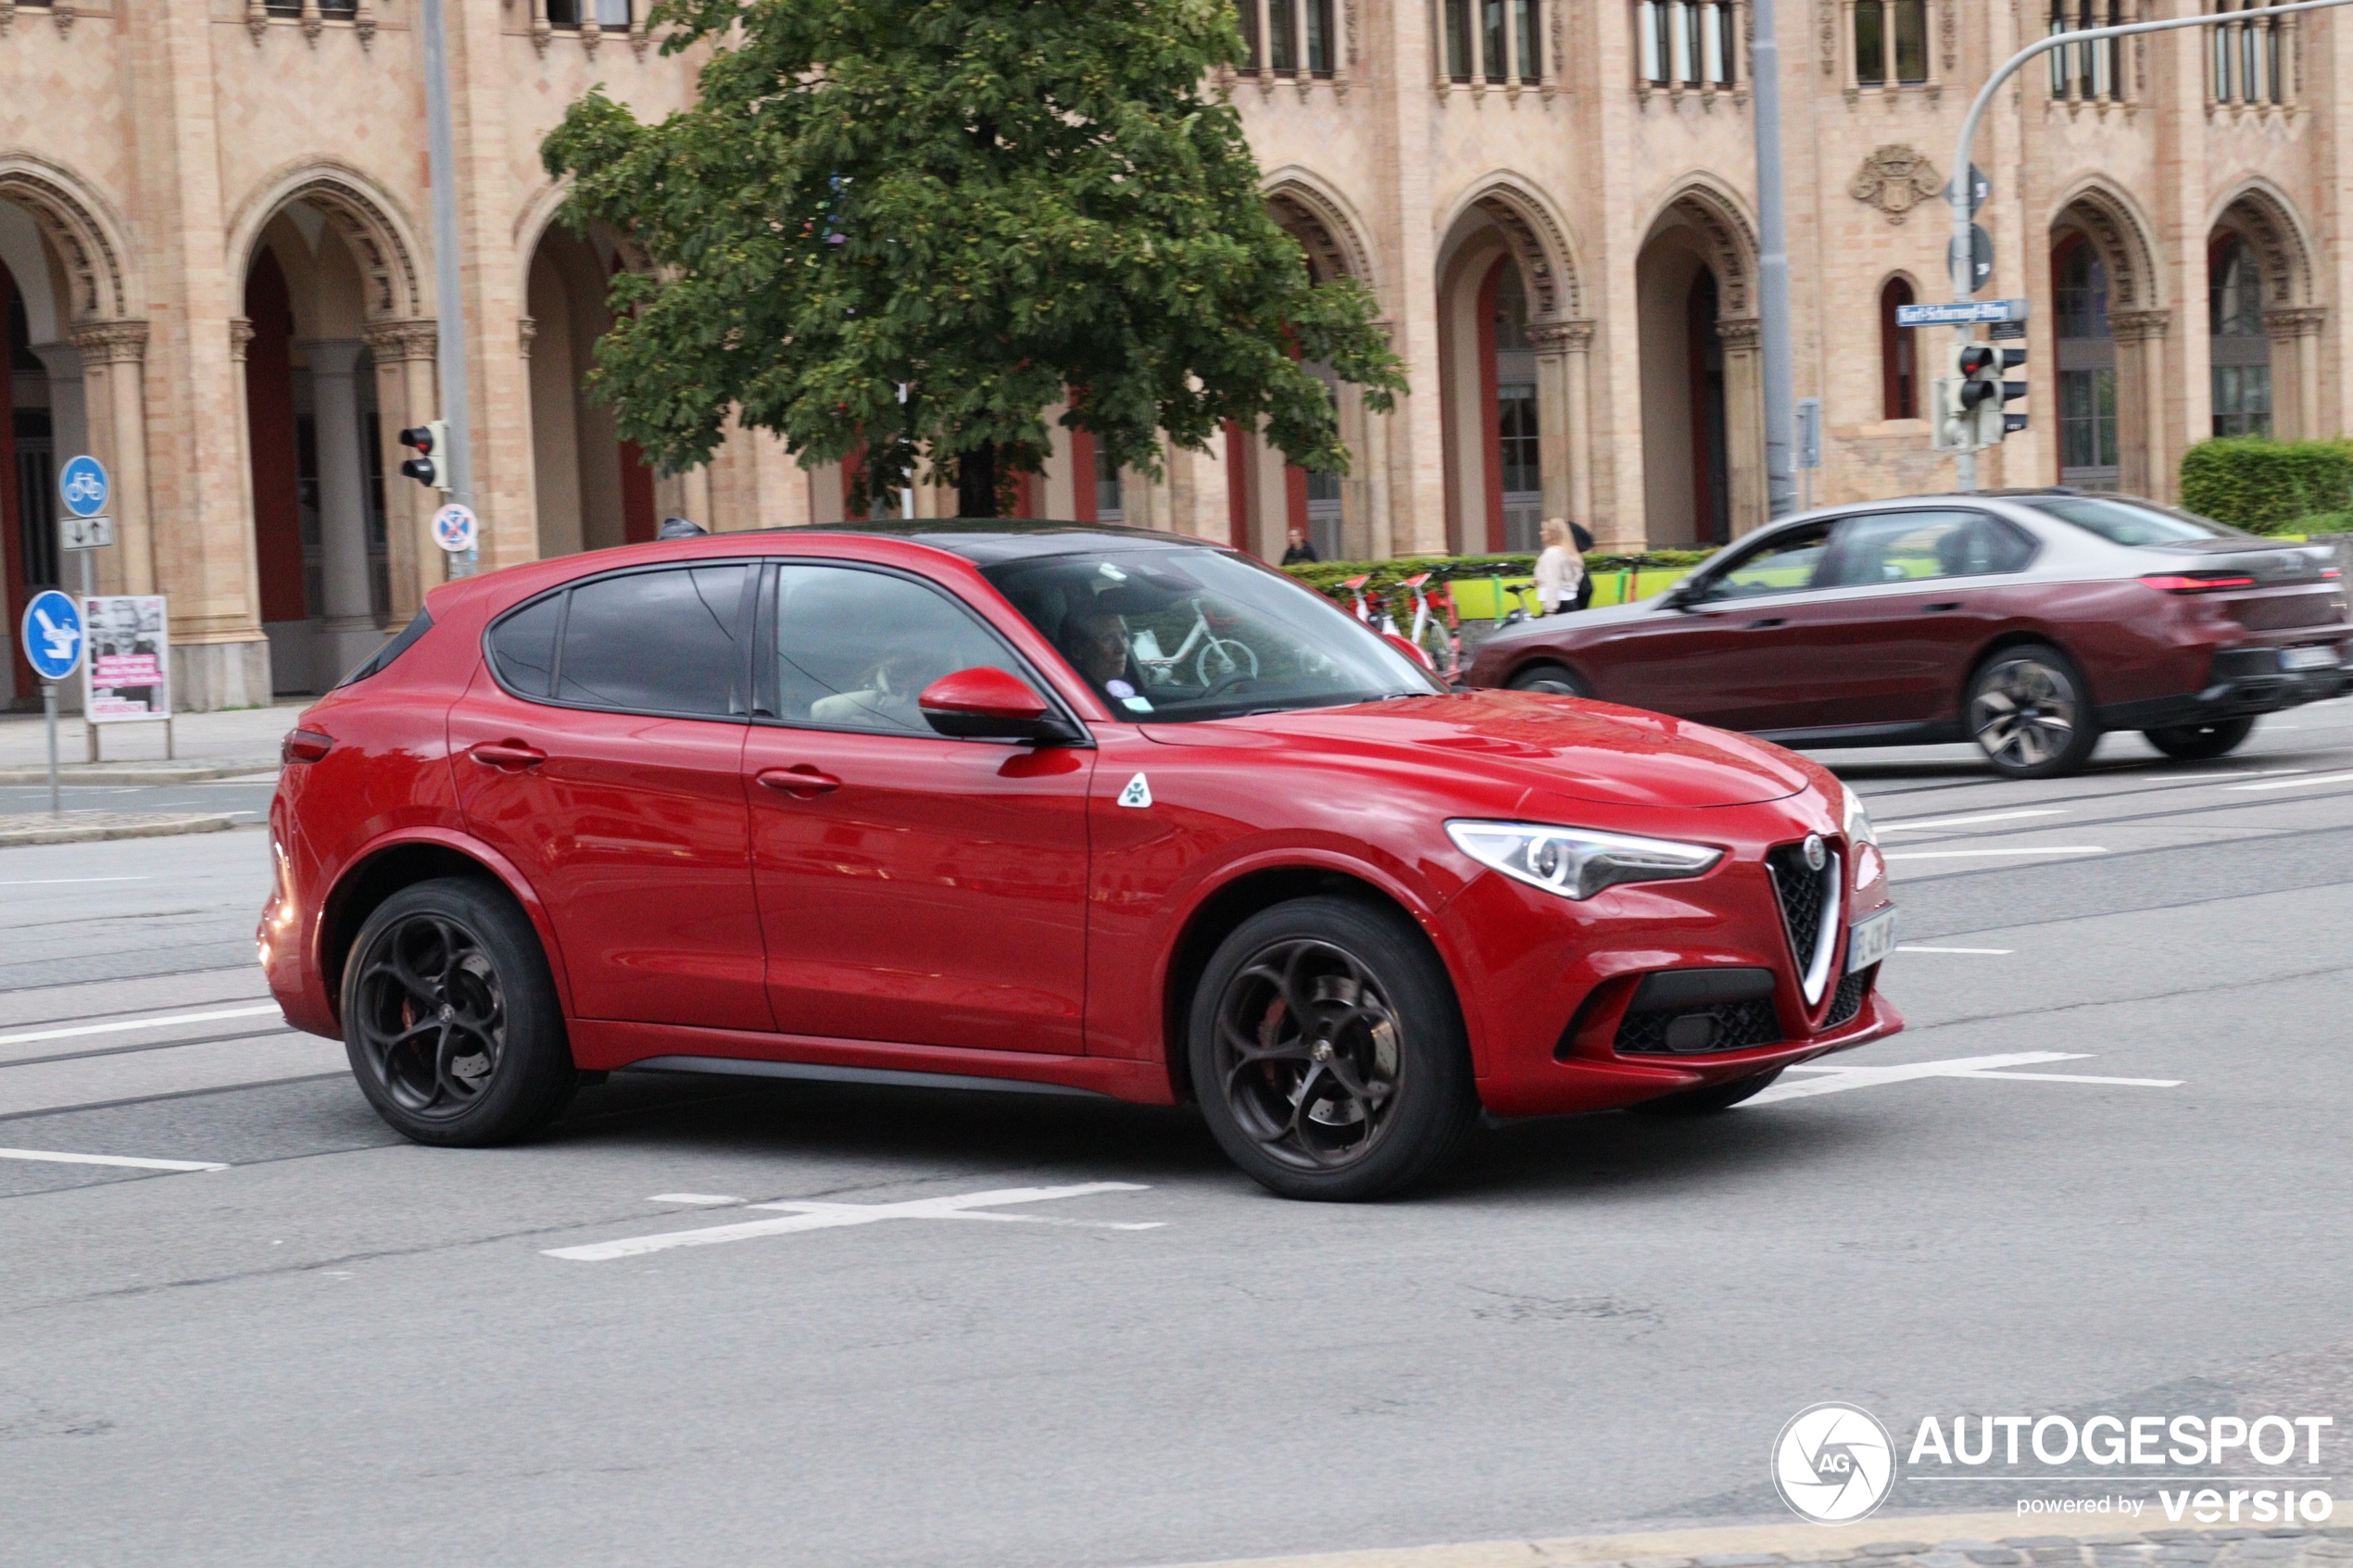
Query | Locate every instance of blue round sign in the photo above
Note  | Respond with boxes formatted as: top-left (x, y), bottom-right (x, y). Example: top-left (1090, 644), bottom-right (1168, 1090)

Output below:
top-left (20, 590), bottom-right (84, 682)
top-left (59, 455), bottom-right (108, 520)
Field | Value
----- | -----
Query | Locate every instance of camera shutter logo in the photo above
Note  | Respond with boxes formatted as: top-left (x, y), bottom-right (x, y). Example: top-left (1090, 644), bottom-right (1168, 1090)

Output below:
top-left (1773, 1402), bottom-right (1896, 1524)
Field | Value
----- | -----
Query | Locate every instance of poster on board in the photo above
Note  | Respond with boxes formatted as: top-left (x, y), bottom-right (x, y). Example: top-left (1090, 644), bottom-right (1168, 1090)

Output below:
top-left (82, 595), bottom-right (170, 722)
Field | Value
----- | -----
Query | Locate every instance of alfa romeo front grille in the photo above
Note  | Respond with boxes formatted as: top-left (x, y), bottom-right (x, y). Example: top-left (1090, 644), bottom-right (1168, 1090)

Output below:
top-left (1826, 964), bottom-right (1875, 1028)
top-left (1765, 841), bottom-right (1843, 1008)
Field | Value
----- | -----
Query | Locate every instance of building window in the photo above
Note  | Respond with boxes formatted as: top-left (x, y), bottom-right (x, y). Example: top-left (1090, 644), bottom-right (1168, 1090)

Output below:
top-left (547, 0), bottom-right (631, 28)
top-left (1445, 0), bottom-right (1541, 83)
top-left (2211, 0), bottom-right (2285, 105)
top-left (2055, 237), bottom-right (2120, 488)
top-left (1240, 0), bottom-right (1339, 77)
top-left (2049, 1), bottom-right (2128, 103)
top-left (2209, 234), bottom-right (2272, 437)
top-left (1880, 277), bottom-right (1919, 420)
top-left (1855, 1), bottom-right (1926, 86)
top-left (1637, 1), bottom-right (1734, 87)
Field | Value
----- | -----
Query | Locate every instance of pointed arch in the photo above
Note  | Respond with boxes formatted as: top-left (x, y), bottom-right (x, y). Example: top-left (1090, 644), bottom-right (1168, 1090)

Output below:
top-left (1644, 177), bottom-right (1759, 318)
top-left (2049, 177), bottom-right (2162, 311)
top-left (226, 161), bottom-right (425, 321)
top-left (2208, 177), bottom-right (2318, 309)
top-left (0, 154), bottom-right (133, 321)
top-left (1437, 172), bottom-right (1583, 320)
top-left (1262, 168), bottom-right (1377, 289)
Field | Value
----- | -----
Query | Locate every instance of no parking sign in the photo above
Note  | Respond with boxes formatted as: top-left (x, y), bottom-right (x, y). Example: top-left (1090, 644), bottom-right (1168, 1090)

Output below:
top-left (433, 503), bottom-right (478, 554)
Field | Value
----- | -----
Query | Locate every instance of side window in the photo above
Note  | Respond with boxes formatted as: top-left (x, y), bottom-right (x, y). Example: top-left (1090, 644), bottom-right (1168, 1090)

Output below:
top-left (1823, 510), bottom-right (2038, 588)
top-left (771, 564), bottom-right (1026, 735)
top-left (553, 564), bottom-right (751, 717)
top-left (1706, 523), bottom-right (1834, 599)
top-left (486, 595), bottom-right (562, 698)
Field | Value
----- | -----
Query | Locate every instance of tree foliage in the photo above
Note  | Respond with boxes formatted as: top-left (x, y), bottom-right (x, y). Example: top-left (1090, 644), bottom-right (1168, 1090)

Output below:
top-left (542, 0), bottom-right (1406, 513)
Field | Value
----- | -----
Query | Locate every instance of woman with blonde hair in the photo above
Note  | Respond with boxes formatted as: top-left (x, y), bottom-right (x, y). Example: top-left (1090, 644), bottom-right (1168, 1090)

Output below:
top-left (1533, 517), bottom-right (1586, 615)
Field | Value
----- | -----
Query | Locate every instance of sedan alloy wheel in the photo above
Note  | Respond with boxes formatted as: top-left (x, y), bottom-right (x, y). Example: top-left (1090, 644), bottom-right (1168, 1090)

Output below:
top-left (1968, 645), bottom-right (2098, 779)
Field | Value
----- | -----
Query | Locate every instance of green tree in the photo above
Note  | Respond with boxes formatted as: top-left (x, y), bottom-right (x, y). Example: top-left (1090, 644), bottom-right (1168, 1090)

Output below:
top-left (542, 0), bottom-right (1405, 517)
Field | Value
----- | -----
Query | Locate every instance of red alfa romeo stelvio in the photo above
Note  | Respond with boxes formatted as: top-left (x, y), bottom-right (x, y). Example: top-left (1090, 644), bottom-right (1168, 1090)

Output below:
top-left (260, 521), bottom-right (1900, 1199)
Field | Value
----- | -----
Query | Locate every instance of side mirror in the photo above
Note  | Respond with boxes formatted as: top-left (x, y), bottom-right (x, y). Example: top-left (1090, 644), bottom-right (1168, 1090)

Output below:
top-left (1383, 631), bottom-right (1434, 671)
top-left (918, 667), bottom-right (1084, 744)
top-left (1664, 578), bottom-right (1707, 610)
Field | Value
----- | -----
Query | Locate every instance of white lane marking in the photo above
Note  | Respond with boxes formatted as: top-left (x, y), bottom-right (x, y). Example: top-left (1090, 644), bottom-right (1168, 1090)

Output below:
top-left (0, 1147), bottom-right (227, 1173)
top-left (648, 1193), bottom-right (745, 1206)
top-left (0, 1004), bottom-right (283, 1048)
top-left (1759, 1051), bottom-right (2181, 1104)
top-left (0, 877), bottom-right (153, 887)
top-left (2228, 770), bottom-right (2353, 792)
top-left (1882, 847), bottom-right (2108, 860)
top-left (1896, 946), bottom-right (2015, 955)
top-left (547, 1182), bottom-right (1157, 1261)
top-left (1876, 809), bottom-right (2067, 831)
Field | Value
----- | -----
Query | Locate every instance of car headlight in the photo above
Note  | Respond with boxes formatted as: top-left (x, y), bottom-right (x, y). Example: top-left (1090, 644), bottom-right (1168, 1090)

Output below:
top-left (1840, 783), bottom-right (1877, 847)
top-left (1446, 821), bottom-right (1724, 901)
top-left (1840, 784), bottom-right (1886, 889)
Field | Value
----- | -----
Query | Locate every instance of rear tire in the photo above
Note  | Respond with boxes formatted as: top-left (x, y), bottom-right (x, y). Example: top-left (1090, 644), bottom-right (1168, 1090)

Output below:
top-left (340, 877), bottom-right (577, 1147)
top-left (2143, 716), bottom-right (2256, 761)
top-left (1507, 662), bottom-right (1592, 698)
top-left (1628, 1067), bottom-right (1785, 1116)
top-left (1189, 897), bottom-right (1479, 1201)
top-left (1967, 643), bottom-right (2100, 779)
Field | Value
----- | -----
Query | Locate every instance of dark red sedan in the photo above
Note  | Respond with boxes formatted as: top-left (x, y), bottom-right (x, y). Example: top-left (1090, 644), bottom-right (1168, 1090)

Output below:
top-left (261, 522), bottom-right (1898, 1199)
top-left (1469, 491), bottom-right (2350, 778)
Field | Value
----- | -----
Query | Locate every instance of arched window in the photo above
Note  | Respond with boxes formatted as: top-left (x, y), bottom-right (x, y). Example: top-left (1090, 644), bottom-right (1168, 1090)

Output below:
top-left (2209, 232), bottom-right (2272, 437)
top-left (2054, 235), bottom-right (2120, 488)
top-left (1880, 277), bottom-right (1919, 419)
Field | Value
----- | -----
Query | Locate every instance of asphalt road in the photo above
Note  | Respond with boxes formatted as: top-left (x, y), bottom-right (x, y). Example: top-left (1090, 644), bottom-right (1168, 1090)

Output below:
top-left (4, 703), bottom-right (2350, 1567)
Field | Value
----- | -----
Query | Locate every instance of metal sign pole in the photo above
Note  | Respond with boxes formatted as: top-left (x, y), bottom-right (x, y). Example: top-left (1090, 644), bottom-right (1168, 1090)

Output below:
top-left (1944, 0), bottom-right (2353, 493)
top-left (422, 0), bottom-right (476, 575)
top-left (44, 681), bottom-right (59, 817)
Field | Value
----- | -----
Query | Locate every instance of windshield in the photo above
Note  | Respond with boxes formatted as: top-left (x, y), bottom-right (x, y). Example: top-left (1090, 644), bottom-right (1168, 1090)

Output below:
top-left (982, 547), bottom-right (1442, 722)
top-left (2020, 495), bottom-right (2251, 546)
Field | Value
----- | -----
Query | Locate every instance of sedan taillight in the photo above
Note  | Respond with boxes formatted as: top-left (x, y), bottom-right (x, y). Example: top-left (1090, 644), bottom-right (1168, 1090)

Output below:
top-left (2140, 572), bottom-right (2259, 594)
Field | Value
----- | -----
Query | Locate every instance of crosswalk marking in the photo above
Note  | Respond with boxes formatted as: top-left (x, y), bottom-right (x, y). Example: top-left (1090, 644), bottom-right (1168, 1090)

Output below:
top-left (547, 1182), bottom-right (1159, 1261)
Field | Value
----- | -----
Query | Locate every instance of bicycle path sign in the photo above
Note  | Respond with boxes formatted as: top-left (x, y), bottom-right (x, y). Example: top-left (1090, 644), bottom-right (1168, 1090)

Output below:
top-left (59, 456), bottom-right (108, 520)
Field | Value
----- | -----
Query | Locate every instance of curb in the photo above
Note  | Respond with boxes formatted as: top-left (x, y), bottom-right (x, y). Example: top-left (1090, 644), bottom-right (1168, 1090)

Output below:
top-left (1154, 1514), bottom-right (2353, 1568)
top-left (0, 811), bottom-right (240, 847)
top-left (0, 759), bottom-right (281, 785)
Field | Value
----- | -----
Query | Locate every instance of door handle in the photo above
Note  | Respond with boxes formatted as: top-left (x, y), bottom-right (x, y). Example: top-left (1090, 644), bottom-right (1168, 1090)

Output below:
top-left (1745, 617), bottom-right (1787, 630)
top-left (757, 765), bottom-right (841, 797)
top-left (1922, 601), bottom-right (1964, 613)
top-left (468, 741), bottom-right (547, 771)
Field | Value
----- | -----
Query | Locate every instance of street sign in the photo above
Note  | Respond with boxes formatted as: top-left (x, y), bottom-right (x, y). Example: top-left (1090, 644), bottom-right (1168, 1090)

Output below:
top-left (1948, 164), bottom-right (1992, 217)
top-left (1796, 397), bottom-right (1822, 470)
top-left (1947, 223), bottom-right (1996, 293)
top-left (21, 590), bottom-right (84, 682)
top-left (58, 455), bottom-right (108, 520)
top-left (1896, 297), bottom-right (2030, 327)
top-left (432, 502), bottom-right (478, 554)
top-left (59, 514), bottom-right (114, 552)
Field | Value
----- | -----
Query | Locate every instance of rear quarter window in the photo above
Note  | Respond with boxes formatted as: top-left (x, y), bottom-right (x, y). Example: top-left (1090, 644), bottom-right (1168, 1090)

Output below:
top-left (335, 608), bottom-right (434, 688)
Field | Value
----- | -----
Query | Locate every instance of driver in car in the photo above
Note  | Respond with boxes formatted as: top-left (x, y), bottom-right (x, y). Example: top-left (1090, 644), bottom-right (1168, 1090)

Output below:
top-left (1058, 604), bottom-right (1131, 691)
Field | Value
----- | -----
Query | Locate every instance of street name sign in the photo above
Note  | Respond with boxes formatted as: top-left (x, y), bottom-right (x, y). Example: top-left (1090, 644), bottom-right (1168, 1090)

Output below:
top-left (1896, 298), bottom-right (2031, 327)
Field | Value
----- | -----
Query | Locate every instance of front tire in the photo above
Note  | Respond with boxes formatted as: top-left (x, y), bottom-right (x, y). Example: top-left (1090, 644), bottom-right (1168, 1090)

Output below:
top-left (1967, 644), bottom-right (2099, 779)
top-left (1507, 661), bottom-right (1592, 698)
top-left (2144, 716), bottom-right (2255, 761)
top-left (341, 877), bottom-right (577, 1147)
top-left (1189, 897), bottom-right (1478, 1201)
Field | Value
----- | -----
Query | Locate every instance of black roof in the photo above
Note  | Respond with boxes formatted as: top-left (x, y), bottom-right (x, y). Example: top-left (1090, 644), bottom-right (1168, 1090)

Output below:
top-left (762, 518), bottom-right (1218, 567)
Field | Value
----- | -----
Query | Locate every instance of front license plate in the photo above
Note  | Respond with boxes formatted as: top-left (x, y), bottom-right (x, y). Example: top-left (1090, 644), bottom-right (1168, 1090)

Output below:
top-left (2281, 645), bottom-right (2341, 672)
top-left (1846, 908), bottom-right (1898, 973)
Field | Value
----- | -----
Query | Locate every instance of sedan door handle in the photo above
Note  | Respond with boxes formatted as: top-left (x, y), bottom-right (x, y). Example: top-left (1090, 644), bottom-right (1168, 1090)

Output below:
top-left (468, 741), bottom-right (547, 771)
top-left (1922, 601), bottom-right (1964, 613)
top-left (1745, 617), bottom-right (1787, 630)
top-left (757, 765), bottom-right (841, 797)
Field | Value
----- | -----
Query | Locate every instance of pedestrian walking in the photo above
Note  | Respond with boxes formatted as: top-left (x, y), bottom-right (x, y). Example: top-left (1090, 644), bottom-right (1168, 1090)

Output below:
top-left (1281, 529), bottom-right (1321, 565)
top-left (1534, 518), bottom-right (1586, 616)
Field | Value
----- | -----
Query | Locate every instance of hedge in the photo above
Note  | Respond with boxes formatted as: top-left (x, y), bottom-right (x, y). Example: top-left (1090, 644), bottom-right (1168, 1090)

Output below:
top-left (2179, 438), bottom-right (2353, 533)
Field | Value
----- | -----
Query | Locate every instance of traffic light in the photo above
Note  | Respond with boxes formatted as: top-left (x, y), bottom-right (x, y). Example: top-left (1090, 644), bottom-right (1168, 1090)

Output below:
top-left (397, 420), bottom-right (450, 493)
top-left (1955, 344), bottom-right (2029, 446)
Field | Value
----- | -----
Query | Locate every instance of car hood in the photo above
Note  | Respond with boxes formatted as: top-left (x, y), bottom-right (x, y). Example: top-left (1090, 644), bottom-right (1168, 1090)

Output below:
top-left (1142, 690), bottom-right (1811, 809)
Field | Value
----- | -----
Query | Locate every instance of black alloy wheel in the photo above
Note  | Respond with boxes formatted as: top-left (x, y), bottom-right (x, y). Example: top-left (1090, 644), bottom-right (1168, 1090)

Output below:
top-left (1629, 1066), bottom-right (1785, 1115)
top-left (342, 877), bottom-right (577, 1146)
top-left (1190, 897), bottom-right (1478, 1201)
top-left (2143, 716), bottom-right (2256, 761)
top-left (1967, 644), bottom-right (2100, 779)
top-left (1507, 662), bottom-right (1592, 698)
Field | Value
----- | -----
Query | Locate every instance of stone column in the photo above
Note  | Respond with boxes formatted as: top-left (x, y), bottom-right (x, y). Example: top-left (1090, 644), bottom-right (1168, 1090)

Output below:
top-left (69, 321), bottom-right (153, 595)
top-left (227, 320), bottom-right (263, 638)
top-left (363, 319), bottom-right (441, 618)
top-left (2112, 310), bottom-right (2171, 500)
top-left (26, 342), bottom-right (88, 467)
top-left (1718, 316), bottom-right (1766, 535)
top-left (299, 338), bottom-right (384, 675)
top-left (1528, 318), bottom-right (1575, 527)
top-left (1564, 320), bottom-right (1595, 534)
top-left (2265, 307), bottom-right (2327, 442)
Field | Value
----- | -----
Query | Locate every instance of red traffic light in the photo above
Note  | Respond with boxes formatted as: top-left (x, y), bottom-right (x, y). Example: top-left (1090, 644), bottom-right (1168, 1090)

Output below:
top-left (1957, 345), bottom-right (1999, 379)
top-left (397, 425), bottom-right (434, 455)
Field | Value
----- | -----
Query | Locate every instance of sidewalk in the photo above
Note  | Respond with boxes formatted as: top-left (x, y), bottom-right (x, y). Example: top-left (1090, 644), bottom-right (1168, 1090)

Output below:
top-left (0, 700), bottom-right (306, 783)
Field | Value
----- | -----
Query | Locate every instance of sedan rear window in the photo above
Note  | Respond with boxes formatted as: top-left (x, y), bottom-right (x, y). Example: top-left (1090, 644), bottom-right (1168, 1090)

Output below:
top-left (2021, 495), bottom-right (2251, 546)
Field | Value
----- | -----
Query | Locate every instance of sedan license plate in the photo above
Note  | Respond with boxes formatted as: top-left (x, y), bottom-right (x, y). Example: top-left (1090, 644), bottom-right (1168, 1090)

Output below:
top-left (1847, 908), bottom-right (1898, 973)
top-left (2281, 645), bottom-right (2341, 672)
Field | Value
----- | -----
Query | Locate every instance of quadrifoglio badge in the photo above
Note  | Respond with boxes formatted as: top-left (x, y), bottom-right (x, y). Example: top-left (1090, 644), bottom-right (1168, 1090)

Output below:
top-left (1776, 1407), bottom-right (2336, 1525)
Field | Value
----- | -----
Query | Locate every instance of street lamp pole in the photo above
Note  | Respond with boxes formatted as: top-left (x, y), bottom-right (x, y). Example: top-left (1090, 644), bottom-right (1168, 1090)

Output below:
top-left (421, 0), bottom-right (475, 567)
top-left (1753, 0), bottom-right (1797, 521)
top-left (1944, 0), bottom-right (2353, 493)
